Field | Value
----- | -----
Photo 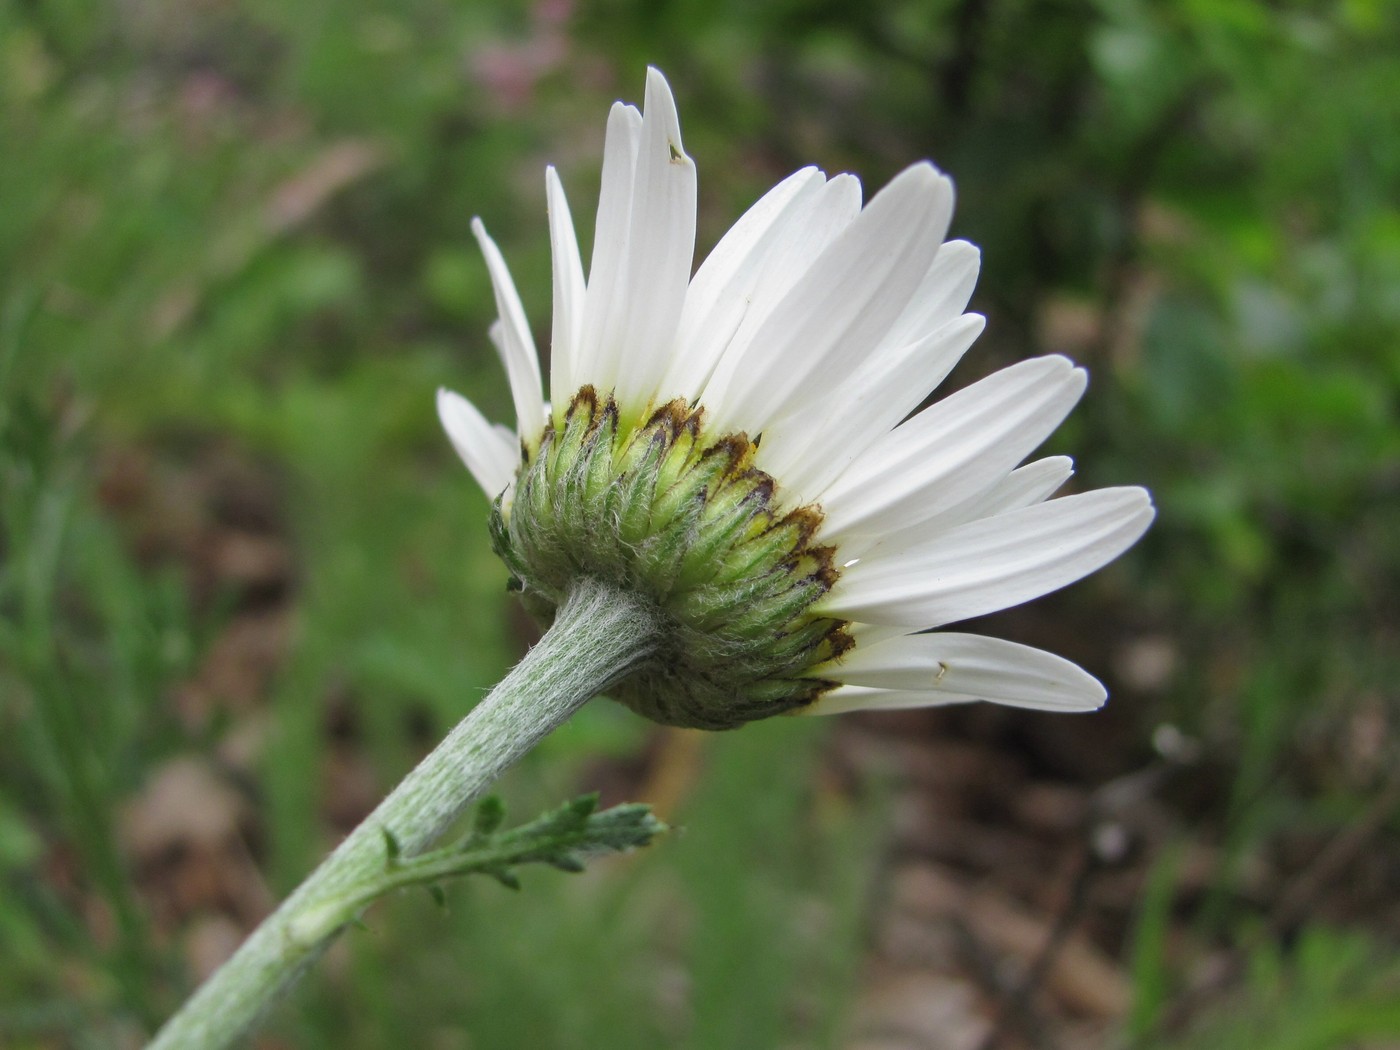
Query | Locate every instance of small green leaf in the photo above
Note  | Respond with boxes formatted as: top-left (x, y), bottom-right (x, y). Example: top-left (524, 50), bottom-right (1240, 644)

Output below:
top-left (474, 796), bottom-right (506, 836)
top-left (490, 868), bottom-right (521, 891)
top-left (344, 797), bottom-right (667, 915)
top-left (569, 793), bottom-right (600, 820)
top-left (548, 852), bottom-right (586, 873)
top-left (381, 827), bottom-right (402, 865)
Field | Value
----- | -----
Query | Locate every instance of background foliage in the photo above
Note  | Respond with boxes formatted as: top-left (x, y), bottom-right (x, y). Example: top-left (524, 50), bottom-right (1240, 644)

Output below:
top-left (2, 0), bottom-right (1397, 1046)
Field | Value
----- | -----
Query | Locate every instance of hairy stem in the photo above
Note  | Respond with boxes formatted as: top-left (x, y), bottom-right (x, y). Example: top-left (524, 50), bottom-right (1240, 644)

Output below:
top-left (147, 576), bottom-right (659, 1050)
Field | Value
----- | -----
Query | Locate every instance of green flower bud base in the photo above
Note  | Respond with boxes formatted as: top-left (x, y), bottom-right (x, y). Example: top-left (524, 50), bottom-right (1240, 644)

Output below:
top-left (493, 387), bottom-right (853, 730)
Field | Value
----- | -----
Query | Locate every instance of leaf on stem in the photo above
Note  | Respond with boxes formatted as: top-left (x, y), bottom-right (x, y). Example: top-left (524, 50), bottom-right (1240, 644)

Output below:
top-left (355, 794), bottom-right (669, 911)
top-left (473, 795), bottom-right (507, 836)
top-left (381, 827), bottom-right (402, 865)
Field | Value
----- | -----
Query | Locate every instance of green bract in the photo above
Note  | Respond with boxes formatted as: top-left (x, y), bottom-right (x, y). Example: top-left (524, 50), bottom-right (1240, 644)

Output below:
top-left (491, 387), bottom-right (853, 730)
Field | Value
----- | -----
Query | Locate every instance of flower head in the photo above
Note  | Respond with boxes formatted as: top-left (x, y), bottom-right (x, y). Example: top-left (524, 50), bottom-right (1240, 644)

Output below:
top-left (439, 68), bottom-right (1154, 729)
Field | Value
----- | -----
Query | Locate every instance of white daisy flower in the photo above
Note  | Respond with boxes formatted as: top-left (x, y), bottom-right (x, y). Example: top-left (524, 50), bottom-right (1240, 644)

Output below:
top-left (438, 67), bottom-right (1154, 729)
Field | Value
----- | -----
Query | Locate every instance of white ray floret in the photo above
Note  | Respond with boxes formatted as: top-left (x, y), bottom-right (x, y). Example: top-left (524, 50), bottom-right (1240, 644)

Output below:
top-left (545, 166), bottom-right (585, 407)
top-left (607, 68), bottom-right (696, 413)
top-left (808, 633), bottom-right (1108, 715)
top-left (470, 219), bottom-right (543, 448)
top-left (815, 355), bottom-right (1087, 551)
top-left (700, 163), bottom-right (952, 437)
top-left (775, 237), bottom-right (986, 459)
top-left (756, 311), bottom-right (985, 500)
top-left (576, 101), bottom-right (641, 400)
top-left (436, 389), bottom-right (517, 499)
top-left (682, 172), bottom-right (863, 408)
top-left (919, 455), bottom-right (1078, 537)
top-left (717, 239), bottom-right (985, 501)
top-left (661, 166), bottom-right (824, 400)
top-left (822, 487), bottom-right (1155, 628)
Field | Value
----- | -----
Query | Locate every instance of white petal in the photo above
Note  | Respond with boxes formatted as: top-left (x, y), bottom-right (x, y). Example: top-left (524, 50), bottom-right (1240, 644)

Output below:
top-left (660, 166), bottom-right (826, 401)
top-left (578, 101), bottom-right (643, 394)
top-left (881, 240), bottom-right (981, 351)
top-left (700, 172), bottom-right (862, 397)
top-left (471, 219), bottom-right (545, 444)
top-left (869, 456), bottom-right (1078, 556)
top-left (696, 173), bottom-right (864, 415)
top-left (817, 356), bottom-right (1087, 549)
top-left (824, 487), bottom-right (1155, 627)
top-left (804, 633), bottom-right (1105, 714)
top-left (703, 164), bottom-right (950, 435)
top-left (750, 232), bottom-right (982, 496)
top-left (610, 68), bottom-right (697, 414)
top-left (757, 313), bottom-right (984, 500)
top-left (744, 242), bottom-right (983, 495)
top-left (436, 388), bottom-right (519, 499)
top-left (546, 166), bottom-right (586, 410)
top-left (805, 684), bottom-right (971, 714)
top-left (491, 421), bottom-right (517, 449)
top-left (937, 456), bottom-right (1075, 528)
top-left (740, 174), bottom-right (864, 318)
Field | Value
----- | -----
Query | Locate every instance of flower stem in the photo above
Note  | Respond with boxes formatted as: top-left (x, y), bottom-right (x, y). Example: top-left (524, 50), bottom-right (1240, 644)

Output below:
top-left (147, 576), bottom-right (660, 1050)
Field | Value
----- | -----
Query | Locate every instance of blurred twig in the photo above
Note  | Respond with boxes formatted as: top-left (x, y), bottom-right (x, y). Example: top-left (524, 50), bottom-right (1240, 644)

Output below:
top-left (954, 912), bottom-right (1062, 1050)
top-left (971, 760), bottom-right (1164, 1050)
top-left (969, 851), bottom-right (1097, 1050)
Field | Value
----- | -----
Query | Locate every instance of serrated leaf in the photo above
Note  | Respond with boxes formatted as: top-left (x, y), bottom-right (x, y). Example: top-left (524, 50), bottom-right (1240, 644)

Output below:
top-left (347, 800), bottom-right (667, 917)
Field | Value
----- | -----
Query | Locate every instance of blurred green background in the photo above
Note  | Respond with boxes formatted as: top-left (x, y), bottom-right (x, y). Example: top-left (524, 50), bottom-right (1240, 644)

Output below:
top-left (2, 0), bottom-right (1399, 1046)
